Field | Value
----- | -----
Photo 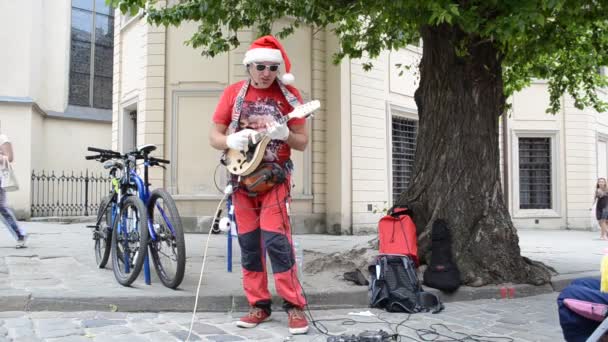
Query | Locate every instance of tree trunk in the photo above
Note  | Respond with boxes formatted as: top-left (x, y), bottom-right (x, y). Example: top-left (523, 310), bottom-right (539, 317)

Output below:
top-left (400, 24), bottom-right (551, 286)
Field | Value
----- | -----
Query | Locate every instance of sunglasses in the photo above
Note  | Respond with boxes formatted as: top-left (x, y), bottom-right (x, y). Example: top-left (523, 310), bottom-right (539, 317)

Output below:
top-left (253, 63), bottom-right (279, 72)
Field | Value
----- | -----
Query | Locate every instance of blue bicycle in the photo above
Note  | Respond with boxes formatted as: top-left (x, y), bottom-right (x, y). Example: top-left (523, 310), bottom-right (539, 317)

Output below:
top-left (86, 145), bottom-right (185, 288)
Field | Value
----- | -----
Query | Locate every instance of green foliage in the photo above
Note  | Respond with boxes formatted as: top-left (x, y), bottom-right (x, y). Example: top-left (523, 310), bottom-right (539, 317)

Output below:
top-left (108, 0), bottom-right (608, 113)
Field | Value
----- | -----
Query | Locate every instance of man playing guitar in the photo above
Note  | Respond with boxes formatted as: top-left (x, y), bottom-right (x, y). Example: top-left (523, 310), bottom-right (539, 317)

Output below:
top-left (209, 35), bottom-right (309, 335)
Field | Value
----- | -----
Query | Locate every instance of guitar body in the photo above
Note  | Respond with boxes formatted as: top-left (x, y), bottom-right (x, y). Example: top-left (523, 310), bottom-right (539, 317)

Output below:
top-left (223, 136), bottom-right (271, 176)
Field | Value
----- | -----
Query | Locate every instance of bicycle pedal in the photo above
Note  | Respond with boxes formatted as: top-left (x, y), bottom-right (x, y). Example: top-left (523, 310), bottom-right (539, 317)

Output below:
top-left (86, 225), bottom-right (97, 229)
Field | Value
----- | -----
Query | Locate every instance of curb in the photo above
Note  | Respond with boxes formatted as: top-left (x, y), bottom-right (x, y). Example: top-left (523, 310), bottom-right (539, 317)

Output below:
top-left (0, 272), bottom-right (594, 313)
top-left (29, 216), bottom-right (96, 224)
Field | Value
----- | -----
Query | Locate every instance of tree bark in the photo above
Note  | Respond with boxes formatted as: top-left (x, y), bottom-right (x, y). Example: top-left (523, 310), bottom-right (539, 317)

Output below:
top-left (400, 24), bottom-right (551, 286)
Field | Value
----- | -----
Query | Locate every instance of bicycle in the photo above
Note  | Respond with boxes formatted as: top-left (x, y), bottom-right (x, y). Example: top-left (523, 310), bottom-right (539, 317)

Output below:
top-left (136, 144), bottom-right (186, 289)
top-left (85, 153), bottom-right (123, 269)
top-left (86, 145), bottom-right (186, 289)
top-left (86, 147), bottom-right (149, 286)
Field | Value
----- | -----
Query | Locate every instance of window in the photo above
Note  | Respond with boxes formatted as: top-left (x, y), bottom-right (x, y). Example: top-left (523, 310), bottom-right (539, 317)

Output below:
top-left (519, 137), bottom-right (552, 209)
top-left (392, 116), bottom-right (417, 203)
top-left (69, 0), bottom-right (114, 109)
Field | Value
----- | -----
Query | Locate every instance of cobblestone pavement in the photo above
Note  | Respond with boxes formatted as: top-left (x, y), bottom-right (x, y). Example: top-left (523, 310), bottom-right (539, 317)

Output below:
top-left (0, 293), bottom-right (562, 342)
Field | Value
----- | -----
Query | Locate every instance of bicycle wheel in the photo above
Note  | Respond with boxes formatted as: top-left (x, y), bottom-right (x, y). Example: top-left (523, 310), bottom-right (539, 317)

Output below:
top-left (148, 189), bottom-right (186, 289)
top-left (111, 195), bottom-right (149, 286)
top-left (94, 195), bottom-right (113, 268)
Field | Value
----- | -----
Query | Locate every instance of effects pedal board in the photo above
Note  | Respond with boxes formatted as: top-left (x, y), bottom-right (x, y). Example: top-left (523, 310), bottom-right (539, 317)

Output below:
top-left (326, 330), bottom-right (394, 342)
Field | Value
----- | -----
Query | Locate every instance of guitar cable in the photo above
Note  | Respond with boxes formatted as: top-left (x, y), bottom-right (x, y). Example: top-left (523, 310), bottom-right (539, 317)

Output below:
top-left (185, 183), bottom-right (234, 342)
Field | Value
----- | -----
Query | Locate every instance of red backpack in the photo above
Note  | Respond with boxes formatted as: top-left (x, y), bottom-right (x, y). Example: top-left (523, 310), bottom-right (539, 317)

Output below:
top-left (378, 207), bottom-right (418, 265)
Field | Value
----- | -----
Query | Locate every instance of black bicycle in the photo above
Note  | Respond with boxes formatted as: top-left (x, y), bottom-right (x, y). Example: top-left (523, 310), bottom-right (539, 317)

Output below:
top-left (85, 150), bottom-right (123, 269)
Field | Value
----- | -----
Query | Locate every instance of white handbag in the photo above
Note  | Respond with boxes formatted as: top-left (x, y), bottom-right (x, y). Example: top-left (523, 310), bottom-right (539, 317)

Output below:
top-left (0, 156), bottom-right (19, 192)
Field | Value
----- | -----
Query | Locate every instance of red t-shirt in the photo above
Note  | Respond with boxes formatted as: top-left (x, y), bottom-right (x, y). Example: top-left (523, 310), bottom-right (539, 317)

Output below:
top-left (212, 80), bottom-right (305, 163)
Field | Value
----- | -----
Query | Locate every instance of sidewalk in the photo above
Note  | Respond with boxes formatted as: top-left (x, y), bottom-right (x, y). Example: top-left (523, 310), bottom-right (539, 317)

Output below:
top-left (0, 222), bottom-right (601, 312)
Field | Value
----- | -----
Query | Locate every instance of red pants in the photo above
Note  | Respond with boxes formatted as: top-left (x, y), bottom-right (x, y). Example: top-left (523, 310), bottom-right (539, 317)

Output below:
top-left (233, 179), bottom-right (306, 311)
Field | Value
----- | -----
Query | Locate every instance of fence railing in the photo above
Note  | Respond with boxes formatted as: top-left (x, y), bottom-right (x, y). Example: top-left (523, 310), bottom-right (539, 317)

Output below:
top-left (30, 170), bottom-right (111, 217)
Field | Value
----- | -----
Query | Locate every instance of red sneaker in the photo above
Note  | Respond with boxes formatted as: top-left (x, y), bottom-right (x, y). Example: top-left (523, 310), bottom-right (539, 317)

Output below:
top-left (236, 307), bottom-right (271, 328)
top-left (287, 308), bottom-right (309, 334)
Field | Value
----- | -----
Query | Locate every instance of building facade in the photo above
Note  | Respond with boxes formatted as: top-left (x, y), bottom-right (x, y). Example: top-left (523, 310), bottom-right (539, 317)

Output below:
top-left (0, 0), bottom-right (113, 218)
top-left (113, 9), bottom-right (608, 233)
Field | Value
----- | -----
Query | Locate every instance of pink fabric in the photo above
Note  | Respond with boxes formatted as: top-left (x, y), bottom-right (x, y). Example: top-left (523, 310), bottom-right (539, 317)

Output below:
top-left (563, 298), bottom-right (608, 322)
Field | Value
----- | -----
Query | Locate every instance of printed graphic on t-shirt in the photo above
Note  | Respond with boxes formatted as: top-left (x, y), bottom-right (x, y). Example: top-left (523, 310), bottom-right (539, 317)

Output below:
top-left (239, 97), bottom-right (289, 163)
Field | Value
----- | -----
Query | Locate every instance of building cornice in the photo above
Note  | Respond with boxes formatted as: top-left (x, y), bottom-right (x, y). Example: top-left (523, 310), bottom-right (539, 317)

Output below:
top-left (0, 97), bottom-right (111, 123)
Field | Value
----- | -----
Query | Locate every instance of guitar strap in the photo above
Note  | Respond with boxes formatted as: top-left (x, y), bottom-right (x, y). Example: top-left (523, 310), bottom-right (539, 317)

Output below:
top-left (226, 79), bottom-right (301, 135)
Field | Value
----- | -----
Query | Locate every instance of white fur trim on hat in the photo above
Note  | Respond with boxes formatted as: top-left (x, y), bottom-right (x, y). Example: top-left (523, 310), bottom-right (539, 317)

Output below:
top-left (281, 73), bottom-right (295, 85)
top-left (243, 48), bottom-right (283, 65)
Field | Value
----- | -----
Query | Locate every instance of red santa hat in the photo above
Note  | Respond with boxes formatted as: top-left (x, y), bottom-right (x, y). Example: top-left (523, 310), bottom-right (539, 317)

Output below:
top-left (243, 35), bottom-right (295, 85)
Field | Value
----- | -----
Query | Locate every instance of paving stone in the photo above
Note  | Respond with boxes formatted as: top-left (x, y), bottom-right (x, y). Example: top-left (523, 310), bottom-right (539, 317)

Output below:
top-left (85, 325), bottom-right (133, 335)
top-left (94, 312), bottom-right (129, 319)
top-left (9, 337), bottom-right (42, 342)
top-left (169, 329), bottom-right (202, 341)
top-left (81, 319), bottom-right (127, 328)
top-left (129, 320), bottom-right (160, 334)
top-left (7, 326), bottom-right (36, 340)
top-left (34, 318), bottom-right (79, 331)
top-left (496, 317), bottom-right (531, 325)
top-left (46, 335), bottom-right (91, 342)
top-left (142, 331), bottom-right (181, 342)
top-left (3, 317), bottom-right (32, 328)
top-left (92, 335), bottom-right (148, 342)
top-left (190, 322), bottom-right (227, 335)
top-left (29, 312), bottom-right (81, 319)
top-left (37, 328), bottom-right (85, 339)
top-left (205, 334), bottom-right (245, 342)
top-left (512, 331), bottom-right (555, 341)
top-left (232, 328), bottom-right (276, 340)
top-left (127, 312), bottom-right (159, 321)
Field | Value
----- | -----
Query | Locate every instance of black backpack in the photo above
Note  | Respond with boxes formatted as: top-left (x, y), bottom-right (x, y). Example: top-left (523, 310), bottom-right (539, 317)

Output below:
top-left (369, 255), bottom-right (443, 313)
top-left (423, 219), bottom-right (461, 292)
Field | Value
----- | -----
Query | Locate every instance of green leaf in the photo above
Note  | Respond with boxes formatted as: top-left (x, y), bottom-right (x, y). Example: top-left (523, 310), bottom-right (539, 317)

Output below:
top-left (109, 0), bottom-right (608, 114)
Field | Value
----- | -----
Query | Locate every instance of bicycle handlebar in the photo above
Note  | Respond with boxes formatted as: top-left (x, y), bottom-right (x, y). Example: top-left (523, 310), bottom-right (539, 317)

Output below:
top-left (87, 147), bottom-right (121, 156)
top-left (150, 157), bottom-right (170, 165)
top-left (86, 146), bottom-right (170, 167)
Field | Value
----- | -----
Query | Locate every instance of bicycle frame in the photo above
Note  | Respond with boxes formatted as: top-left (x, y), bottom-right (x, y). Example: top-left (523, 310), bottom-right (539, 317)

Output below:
top-left (128, 163), bottom-right (176, 242)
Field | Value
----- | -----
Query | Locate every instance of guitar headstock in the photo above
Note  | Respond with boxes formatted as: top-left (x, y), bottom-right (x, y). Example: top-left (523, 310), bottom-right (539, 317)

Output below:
top-left (288, 100), bottom-right (321, 120)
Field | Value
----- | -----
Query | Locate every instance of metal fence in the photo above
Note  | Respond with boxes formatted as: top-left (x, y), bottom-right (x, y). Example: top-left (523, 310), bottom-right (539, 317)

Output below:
top-left (30, 170), bottom-right (112, 217)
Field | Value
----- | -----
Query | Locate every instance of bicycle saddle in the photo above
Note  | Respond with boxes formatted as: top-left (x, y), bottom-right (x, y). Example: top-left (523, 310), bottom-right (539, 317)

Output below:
top-left (103, 159), bottom-right (124, 170)
top-left (137, 144), bottom-right (157, 154)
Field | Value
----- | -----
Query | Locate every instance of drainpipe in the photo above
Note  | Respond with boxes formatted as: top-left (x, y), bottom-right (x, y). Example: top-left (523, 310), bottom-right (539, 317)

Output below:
top-left (502, 110), bottom-right (509, 212)
top-left (561, 95), bottom-right (568, 229)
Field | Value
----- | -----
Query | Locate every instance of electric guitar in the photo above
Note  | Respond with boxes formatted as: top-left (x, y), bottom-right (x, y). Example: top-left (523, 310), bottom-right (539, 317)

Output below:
top-left (222, 100), bottom-right (321, 176)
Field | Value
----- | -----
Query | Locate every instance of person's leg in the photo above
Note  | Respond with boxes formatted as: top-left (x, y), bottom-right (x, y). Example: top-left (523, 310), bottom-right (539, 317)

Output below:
top-left (558, 278), bottom-right (607, 342)
top-left (601, 219), bottom-right (608, 239)
top-left (0, 188), bottom-right (25, 242)
top-left (233, 190), bottom-right (272, 317)
top-left (259, 179), bottom-right (308, 334)
top-left (259, 180), bottom-right (306, 309)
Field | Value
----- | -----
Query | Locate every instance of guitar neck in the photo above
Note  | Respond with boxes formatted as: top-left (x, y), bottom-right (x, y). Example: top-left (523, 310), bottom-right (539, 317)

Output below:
top-left (250, 113), bottom-right (299, 142)
top-left (248, 101), bottom-right (318, 143)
